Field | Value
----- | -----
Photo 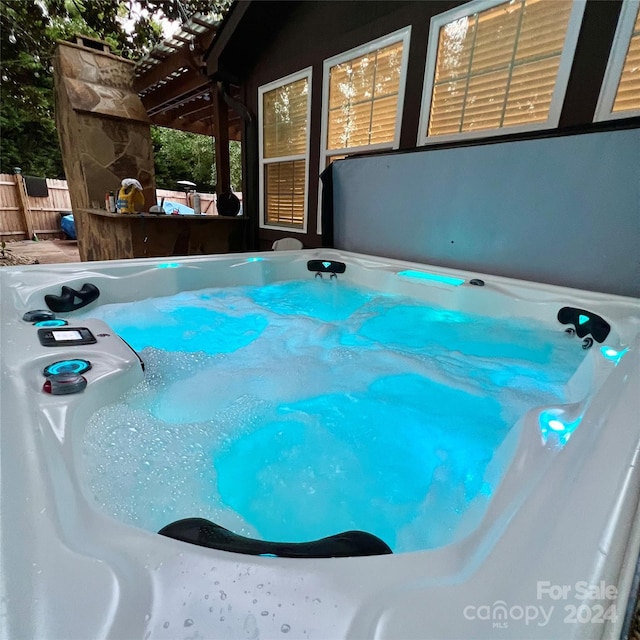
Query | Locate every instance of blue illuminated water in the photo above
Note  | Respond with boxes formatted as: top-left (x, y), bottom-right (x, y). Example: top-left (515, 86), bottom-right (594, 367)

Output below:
top-left (80, 280), bottom-right (584, 552)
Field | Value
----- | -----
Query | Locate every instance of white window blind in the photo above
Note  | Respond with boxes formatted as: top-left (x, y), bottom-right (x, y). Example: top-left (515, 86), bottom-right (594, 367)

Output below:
top-left (419, 0), bottom-right (585, 144)
top-left (259, 70), bottom-right (311, 230)
top-left (321, 28), bottom-right (410, 164)
top-left (614, 5), bottom-right (640, 112)
top-left (595, 1), bottom-right (640, 121)
top-left (318, 28), bottom-right (411, 233)
top-left (264, 160), bottom-right (306, 227)
top-left (327, 41), bottom-right (405, 151)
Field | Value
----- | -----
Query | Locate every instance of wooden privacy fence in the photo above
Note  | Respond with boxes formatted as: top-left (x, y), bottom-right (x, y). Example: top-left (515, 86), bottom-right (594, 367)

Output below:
top-left (156, 189), bottom-right (219, 214)
top-left (155, 189), bottom-right (242, 215)
top-left (0, 177), bottom-right (235, 241)
top-left (0, 174), bottom-right (71, 240)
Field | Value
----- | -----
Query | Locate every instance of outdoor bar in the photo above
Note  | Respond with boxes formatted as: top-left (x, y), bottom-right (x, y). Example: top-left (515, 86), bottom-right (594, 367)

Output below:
top-left (74, 208), bottom-right (246, 261)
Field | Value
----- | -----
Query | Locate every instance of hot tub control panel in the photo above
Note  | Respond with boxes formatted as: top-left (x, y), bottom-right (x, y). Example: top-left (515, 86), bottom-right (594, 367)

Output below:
top-left (37, 327), bottom-right (97, 347)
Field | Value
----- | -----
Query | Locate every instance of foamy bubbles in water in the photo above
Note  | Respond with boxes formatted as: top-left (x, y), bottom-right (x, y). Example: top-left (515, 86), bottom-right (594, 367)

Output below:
top-left (80, 280), bottom-right (584, 552)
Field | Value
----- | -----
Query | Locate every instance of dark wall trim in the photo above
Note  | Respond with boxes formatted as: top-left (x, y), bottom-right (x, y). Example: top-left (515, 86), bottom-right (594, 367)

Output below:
top-left (559, 0), bottom-right (623, 127)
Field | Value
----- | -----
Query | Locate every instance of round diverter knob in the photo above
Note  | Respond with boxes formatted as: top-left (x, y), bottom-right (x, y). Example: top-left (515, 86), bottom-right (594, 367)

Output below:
top-left (43, 359), bottom-right (91, 377)
top-left (42, 373), bottom-right (87, 395)
top-left (23, 309), bottom-right (56, 322)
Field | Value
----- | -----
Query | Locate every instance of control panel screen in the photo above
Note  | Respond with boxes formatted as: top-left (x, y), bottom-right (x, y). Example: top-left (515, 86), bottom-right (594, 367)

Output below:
top-left (52, 330), bottom-right (83, 341)
top-left (37, 327), bottom-right (97, 347)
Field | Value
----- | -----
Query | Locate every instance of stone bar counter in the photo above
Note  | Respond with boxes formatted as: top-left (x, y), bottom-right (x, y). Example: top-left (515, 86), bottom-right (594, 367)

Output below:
top-left (75, 209), bottom-right (247, 261)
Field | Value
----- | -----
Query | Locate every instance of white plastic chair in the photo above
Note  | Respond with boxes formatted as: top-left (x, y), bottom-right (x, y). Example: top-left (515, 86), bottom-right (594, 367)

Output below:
top-left (272, 237), bottom-right (303, 251)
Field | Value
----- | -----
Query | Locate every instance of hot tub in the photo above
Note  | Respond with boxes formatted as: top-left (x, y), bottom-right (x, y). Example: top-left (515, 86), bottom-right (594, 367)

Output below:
top-left (1, 249), bottom-right (639, 640)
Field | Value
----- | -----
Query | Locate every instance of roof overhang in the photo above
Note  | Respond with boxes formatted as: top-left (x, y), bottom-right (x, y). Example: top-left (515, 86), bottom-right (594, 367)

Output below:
top-left (204, 1), bottom-right (297, 81)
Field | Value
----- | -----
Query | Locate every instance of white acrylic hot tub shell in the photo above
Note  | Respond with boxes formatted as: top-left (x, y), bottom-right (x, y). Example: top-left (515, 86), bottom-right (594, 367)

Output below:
top-left (1, 250), bottom-right (639, 640)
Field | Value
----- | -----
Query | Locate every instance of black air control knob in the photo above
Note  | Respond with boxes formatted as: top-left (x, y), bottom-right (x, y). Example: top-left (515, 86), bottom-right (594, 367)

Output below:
top-left (23, 309), bottom-right (56, 322)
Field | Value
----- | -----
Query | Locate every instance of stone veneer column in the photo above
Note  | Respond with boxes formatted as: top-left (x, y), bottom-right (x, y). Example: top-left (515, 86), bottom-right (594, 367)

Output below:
top-left (53, 39), bottom-right (156, 260)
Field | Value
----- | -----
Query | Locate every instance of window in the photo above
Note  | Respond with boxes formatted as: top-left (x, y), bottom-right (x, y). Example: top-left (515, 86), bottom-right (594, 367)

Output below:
top-left (259, 68), bottom-right (312, 231)
top-left (418, 0), bottom-right (586, 145)
top-left (318, 28), bottom-right (411, 232)
top-left (594, 0), bottom-right (640, 121)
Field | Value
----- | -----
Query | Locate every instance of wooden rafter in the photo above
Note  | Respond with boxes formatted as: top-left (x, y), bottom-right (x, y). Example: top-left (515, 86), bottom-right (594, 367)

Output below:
top-left (133, 48), bottom-right (195, 95)
top-left (143, 74), bottom-right (210, 116)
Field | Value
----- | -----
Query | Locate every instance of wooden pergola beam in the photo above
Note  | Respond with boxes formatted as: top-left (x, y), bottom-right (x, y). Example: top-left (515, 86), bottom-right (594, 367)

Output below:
top-left (191, 16), bottom-right (213, 28)
top-left (142, 72), bottom-right (210, 116)
top-left (170, 100), bottom-right (215, 122)
top-left (133, 48), bottom-right (195, 94)
top-left (173, 34), bottom-right (192, 45)
top-left (146, 89), bottom-right (241, 140)
top-left (149, 112), bottom-right (214, 136)
top-left (131, 13), bottom-right (239, 196)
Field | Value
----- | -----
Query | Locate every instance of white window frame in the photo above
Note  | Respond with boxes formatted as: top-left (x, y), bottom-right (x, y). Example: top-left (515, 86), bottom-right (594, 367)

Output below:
top-left (317, 27), bottom-right (412, 234)
top-left (258, 67), bottom-right (312, 233)
top-left (594, 0), bottom-right (640, 122)
top-left (417, 0), bottom-right (587, 146)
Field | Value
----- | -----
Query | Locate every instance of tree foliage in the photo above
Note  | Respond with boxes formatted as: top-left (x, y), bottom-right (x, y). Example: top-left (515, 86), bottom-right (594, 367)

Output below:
top-left (153, 127), bottom-right (215, 191)
top-left (0, 0), bottom-right (232, 182)
top-left (152, 127), bottom-right (242, 193)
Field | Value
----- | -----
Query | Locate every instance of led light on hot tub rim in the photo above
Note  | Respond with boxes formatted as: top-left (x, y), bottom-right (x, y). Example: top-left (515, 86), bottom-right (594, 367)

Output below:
top-left (397, 270), bottom-right (465, 286)
top-left (231, 257), bottom-right (265, 267)
top-left (34, 319), bottom-right (68, 327)
top-left (600, 346), bottom-right (629, 364)
top-left (539, 410), bottom-right (583, 446)
top-left (43, 359), bottom-right (92, 377)
top-left (547, 419), bottom-right (565, 432)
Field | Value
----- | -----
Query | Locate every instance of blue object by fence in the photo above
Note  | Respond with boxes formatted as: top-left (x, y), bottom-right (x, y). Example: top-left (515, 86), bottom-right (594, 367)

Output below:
top-left (161, 200), bottom-right (194, 215)
top-left (61, 214), bottom-right (76, 239)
